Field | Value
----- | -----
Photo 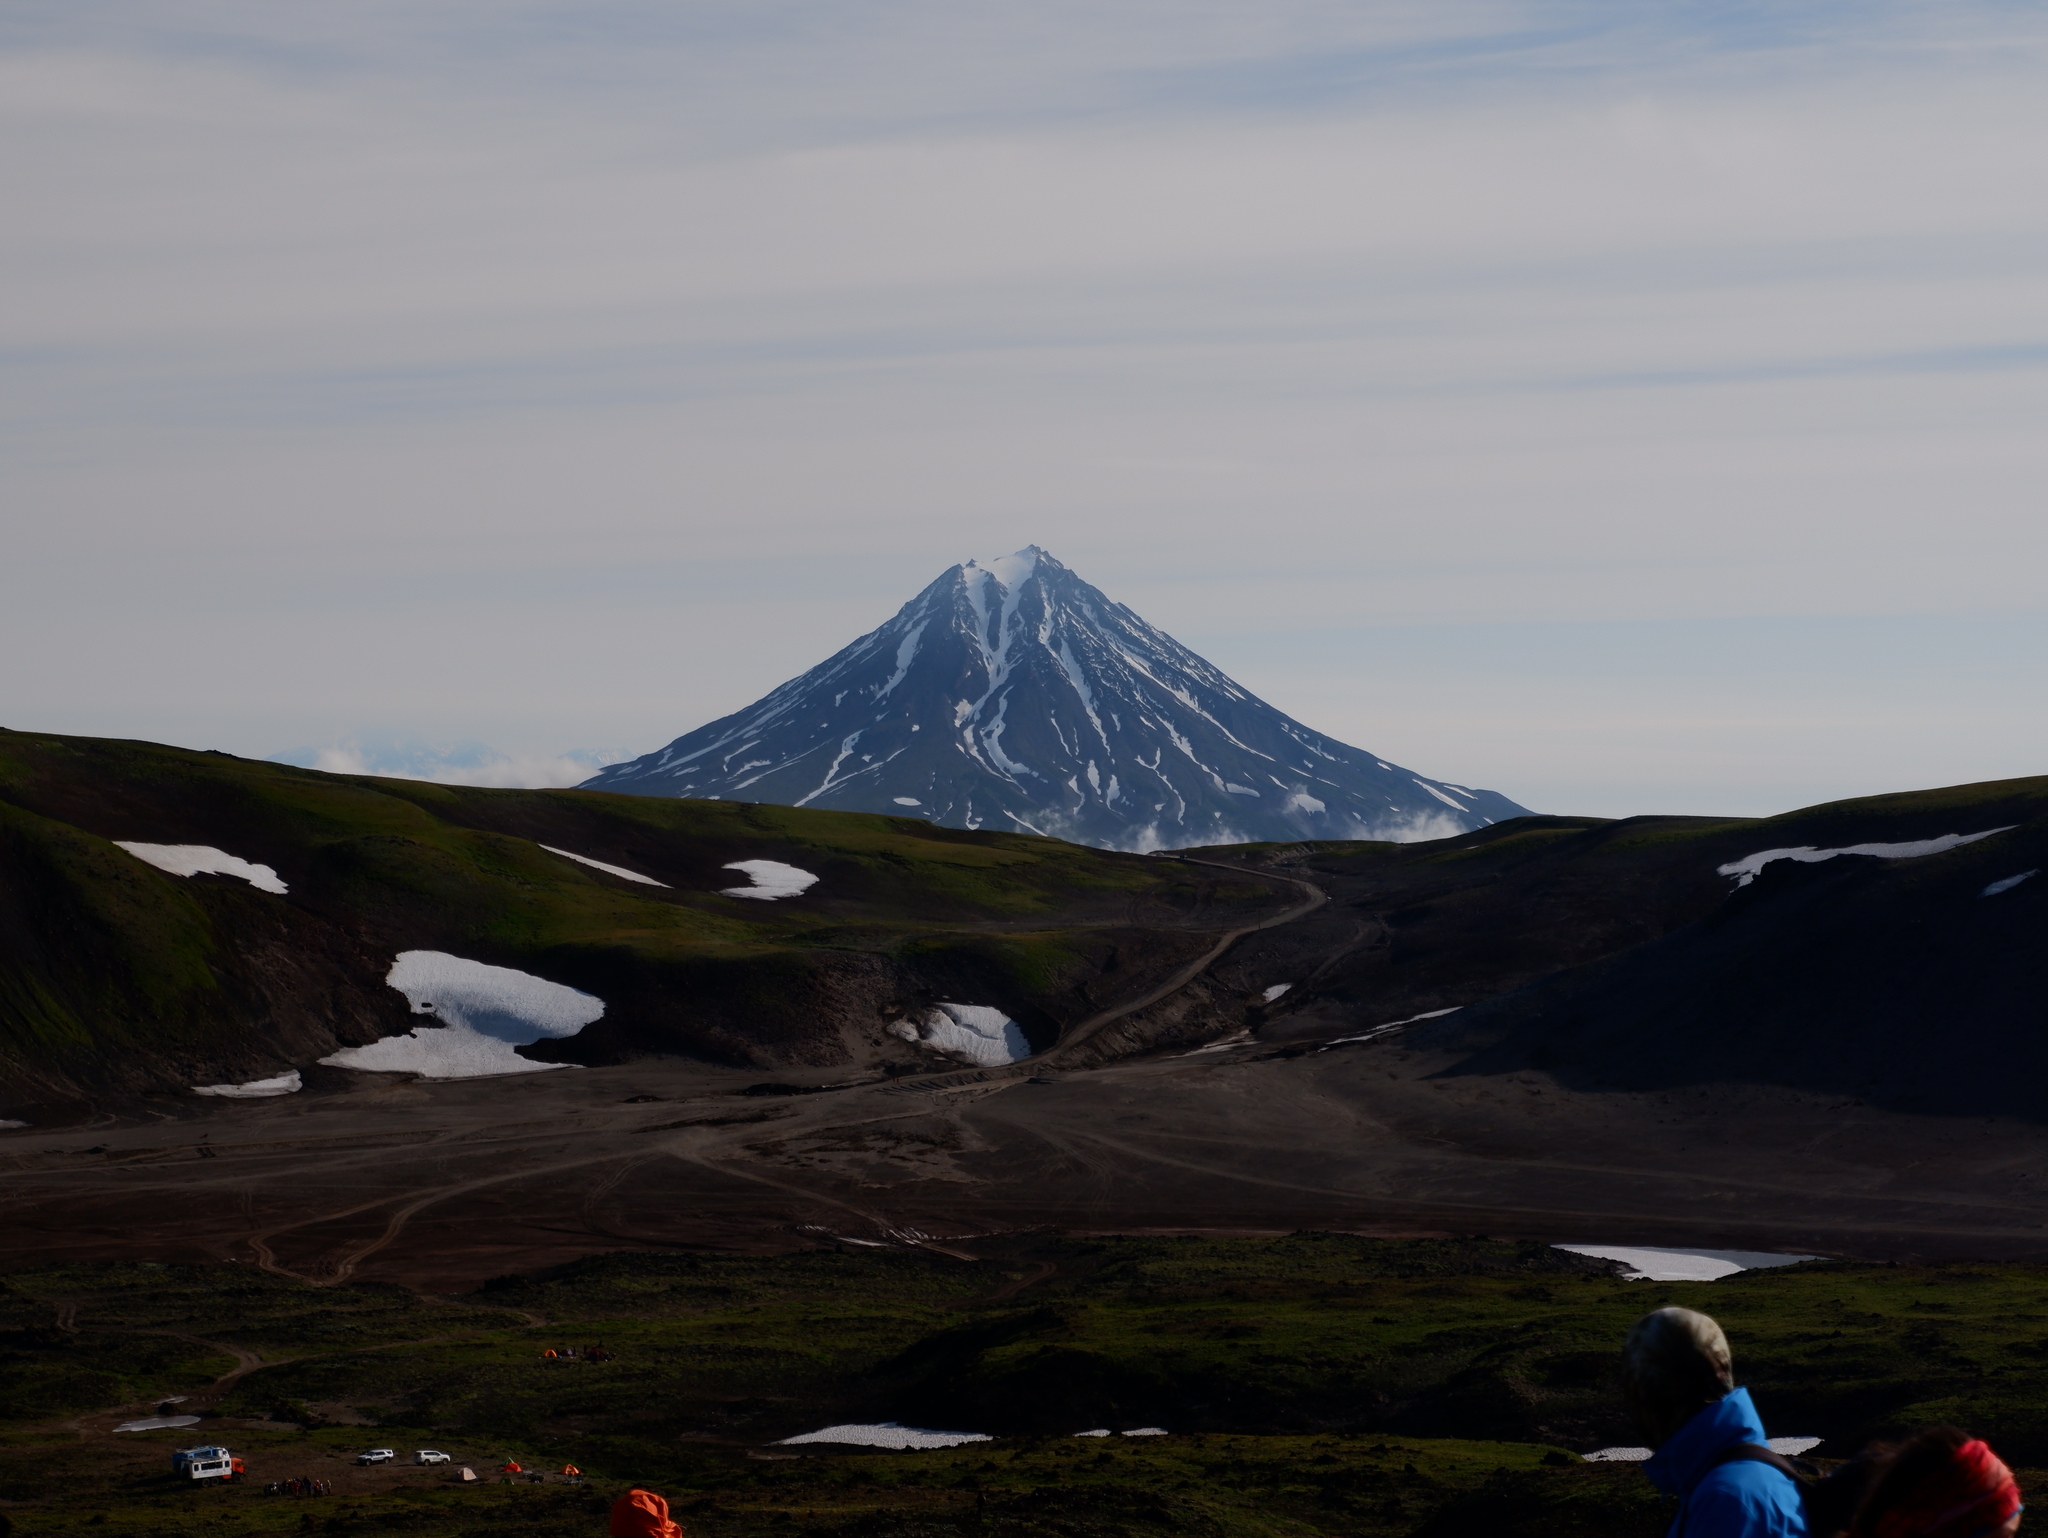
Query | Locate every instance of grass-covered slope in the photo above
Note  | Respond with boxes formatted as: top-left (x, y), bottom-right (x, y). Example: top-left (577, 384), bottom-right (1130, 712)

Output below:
top-left (0, 731), bottom-right (1284, 1104)
top-left (1393, 779), bottom-right (2048, 1113)
top-left (12, 1236), bottom-right (2048, 1537)
top-left (1194, 775), bottom-right (2048, 1110)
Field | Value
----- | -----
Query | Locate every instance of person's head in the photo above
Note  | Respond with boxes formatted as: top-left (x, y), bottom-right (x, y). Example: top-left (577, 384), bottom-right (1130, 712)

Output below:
top-left (1621, 1306), bottom-right (1736, 1446)
top-left (1851, 1426), bottom-right (2022, 1538)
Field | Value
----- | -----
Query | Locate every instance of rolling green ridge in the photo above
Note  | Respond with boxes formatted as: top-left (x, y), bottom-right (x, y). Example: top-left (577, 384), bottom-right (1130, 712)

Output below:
top-left (10, 1237), bottom-right (2048, 1536)
top-left (0, 731), bottom-right (1283, 1102)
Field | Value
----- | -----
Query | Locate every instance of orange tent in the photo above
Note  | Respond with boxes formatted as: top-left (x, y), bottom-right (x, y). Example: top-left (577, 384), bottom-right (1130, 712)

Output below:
top-left (502, 1460), bottom-right (523, 1474)
top-left (610, 1486), bottom-right (684, 1538)
top-left (562, 1465), bottom-right (581, 1476)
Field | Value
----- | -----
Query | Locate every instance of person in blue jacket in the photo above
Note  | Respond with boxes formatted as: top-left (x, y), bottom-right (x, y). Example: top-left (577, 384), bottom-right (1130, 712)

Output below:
top-left (1625, 1306), bottom-right (1807, 1537)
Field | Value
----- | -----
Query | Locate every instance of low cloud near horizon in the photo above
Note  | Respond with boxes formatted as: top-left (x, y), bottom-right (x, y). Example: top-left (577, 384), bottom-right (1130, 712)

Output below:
top-left (4, 1), bottom-right (2044, 818)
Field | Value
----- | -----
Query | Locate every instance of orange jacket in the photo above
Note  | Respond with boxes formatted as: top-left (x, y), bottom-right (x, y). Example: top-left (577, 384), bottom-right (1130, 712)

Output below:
top-left (610, 1487), bottom-right (684, 1538)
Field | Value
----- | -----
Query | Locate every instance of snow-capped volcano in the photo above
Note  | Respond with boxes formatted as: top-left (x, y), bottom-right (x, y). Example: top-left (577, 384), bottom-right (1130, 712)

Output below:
top-left (582, 548), bottom-right (1529, 848)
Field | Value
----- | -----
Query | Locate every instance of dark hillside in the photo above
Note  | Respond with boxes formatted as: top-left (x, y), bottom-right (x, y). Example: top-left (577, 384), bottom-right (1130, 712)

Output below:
top-left (1416, 784), bottom-right (2048, 1115)
top-left (1192, 776), bottom-right (2048, 1071)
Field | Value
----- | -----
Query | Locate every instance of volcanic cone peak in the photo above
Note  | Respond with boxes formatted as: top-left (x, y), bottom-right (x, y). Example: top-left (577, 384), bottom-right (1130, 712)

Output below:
top-left (583, 547), bottom-right (1529, 849)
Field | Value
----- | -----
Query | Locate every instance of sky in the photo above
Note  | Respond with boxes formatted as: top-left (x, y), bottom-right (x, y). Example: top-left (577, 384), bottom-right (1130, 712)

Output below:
top-left (3, 0), bottom-right (2044, 818)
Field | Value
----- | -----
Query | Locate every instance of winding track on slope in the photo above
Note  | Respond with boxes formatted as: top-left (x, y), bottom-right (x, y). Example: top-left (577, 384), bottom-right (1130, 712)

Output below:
top-left (884, 854), bottom-right (1327, 1095)
top-left (211, 857), bottom-right (1328, 1283)
top-left (1044, 855), bottom-right (1326, 1061)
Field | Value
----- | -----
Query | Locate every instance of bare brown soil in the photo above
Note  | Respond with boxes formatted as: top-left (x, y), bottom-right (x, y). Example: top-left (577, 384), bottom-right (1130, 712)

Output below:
top-left (7, 1027), bottom-right (2048, 1292)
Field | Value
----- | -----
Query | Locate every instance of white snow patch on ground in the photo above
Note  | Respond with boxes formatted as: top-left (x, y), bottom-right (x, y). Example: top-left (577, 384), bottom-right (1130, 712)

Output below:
top-left (720, 860), bottom-right (820, 900)
top-left (1074, 1429), bottom-right (1113, 1437)
top-left (320, 951), bottom-right (603, 1080)
top-left (192, 1070), bottom-right (302, 1098)
top-left (891, 1004), bottom-right (1031, 1066)
top-left (1261, 983), bottom-right (1292, 1002)
top-left (1284, 791), bottom-right (1326, 815)
top-left (775, 1423), bottom-right (991, 1450)
top-left (1554, 1245), bottom-right (1817, 1281)
top-left (0, 1119), bottom-right (30, 1130)
top-left (894, 797), bottom-right (922, 806)
top-left (1718, 828), bottom-right (2015, 887)
top-left (114, 842), bottom-right (287, 894)
top-left (1984, 870), bottom-right (2039, 897)
top-left (539, 845), bottom-right (667, 887)
top-left (114, 1416), bottom-right (202, 1433)
top-left (1325, 1007), bottom-right (1460, 1046)
top-left (1586, 1437), bottom-right (1816, 1463)
top-left (1121, 1428), bottom-right (1169, 1436)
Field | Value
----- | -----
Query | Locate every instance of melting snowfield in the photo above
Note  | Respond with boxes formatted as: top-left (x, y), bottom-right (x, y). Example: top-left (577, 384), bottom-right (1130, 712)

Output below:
top-left (891, 1003), bottom-right (1031, 1066)
top-left (1554, 1245), bottom-right (1817, 1282)
top-left (539, 844), bottom-right (668, 887)
top-left (775, 1424), bottom-right (991, 1450)
top-left (1586, 1437), bottom-right (1820, 1463)
top-left (191, 1071), bottom-right (302, 1099)
top-left (1984, 870), bottom-right (2039, 897)
top-left (1718, 827), bottom-right (2014, 887)
top-left (113, 842), bottom-right (288, 894)
top-left (1075, 1428), bottom-right (1170, 1438)
top-left (720, 860), bottom-right (820, 900)
top-left (113, 1416), bottom-right (202, 1433)
top-left (1324, 1007), bottom-right (1461, 1047)
top-left (321, 951), bottom-right (605, 1079)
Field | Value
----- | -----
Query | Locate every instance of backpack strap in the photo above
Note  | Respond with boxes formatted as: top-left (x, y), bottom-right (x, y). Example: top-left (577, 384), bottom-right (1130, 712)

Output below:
top-left (1714, 1443), bottom-right (1814, 1483)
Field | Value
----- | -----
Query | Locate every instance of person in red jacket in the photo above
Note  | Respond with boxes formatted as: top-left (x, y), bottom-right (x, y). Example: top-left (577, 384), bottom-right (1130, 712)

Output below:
top-left (610, 1487), bottom-right (684, 1538)
top-left (1848, 1427), bottom-right (2022, 1538)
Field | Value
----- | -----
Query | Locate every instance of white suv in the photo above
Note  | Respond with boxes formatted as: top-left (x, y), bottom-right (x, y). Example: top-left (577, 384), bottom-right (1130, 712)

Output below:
top-left (356, 1449), bottom-right (395, 1466)
top-left (414, 1450), bottom-right (450, 1465)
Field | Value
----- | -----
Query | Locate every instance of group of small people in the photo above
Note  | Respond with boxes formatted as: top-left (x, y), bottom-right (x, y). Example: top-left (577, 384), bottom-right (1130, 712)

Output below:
top-left (1629, 1306), bottom-right (2023, 1537)
top-left (263, 1476), bottom-right (331, 1497)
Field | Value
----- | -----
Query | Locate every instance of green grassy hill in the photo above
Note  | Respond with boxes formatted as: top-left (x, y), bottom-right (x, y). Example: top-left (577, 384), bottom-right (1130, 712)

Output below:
top-left (11, 1236), bottom-right (2048, 1537)
top-left (0, 731), bottom-right (1285, 1108)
